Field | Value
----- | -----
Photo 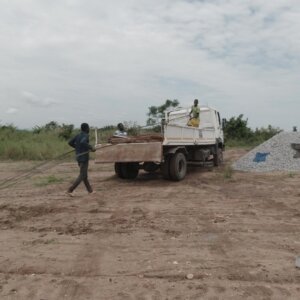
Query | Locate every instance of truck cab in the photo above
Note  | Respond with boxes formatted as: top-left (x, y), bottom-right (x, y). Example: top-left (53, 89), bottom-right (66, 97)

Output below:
top-left (160, 106), bottom-right (225, 180)
top-left (164, 106), bottom-right (224, 145)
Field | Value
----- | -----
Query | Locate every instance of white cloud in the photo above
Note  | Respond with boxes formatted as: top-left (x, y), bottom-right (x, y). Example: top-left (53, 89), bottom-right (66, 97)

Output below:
top-left (21, 91), bottom-right (58, 107)
top-left (6, 107), bottom-right (18, 114)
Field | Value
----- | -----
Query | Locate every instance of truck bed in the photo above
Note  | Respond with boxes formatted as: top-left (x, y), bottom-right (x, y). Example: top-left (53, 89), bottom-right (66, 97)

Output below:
top-left (163, 124), bottom-right (217, 146)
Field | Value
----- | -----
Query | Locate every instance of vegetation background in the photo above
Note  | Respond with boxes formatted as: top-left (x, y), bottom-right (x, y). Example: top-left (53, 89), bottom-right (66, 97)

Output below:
top-left (0, 100), bottom-right (281, 161)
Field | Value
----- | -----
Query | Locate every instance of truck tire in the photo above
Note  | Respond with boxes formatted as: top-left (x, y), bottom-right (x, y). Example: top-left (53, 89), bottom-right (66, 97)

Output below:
top-left (169, 152), bottom-right (187, 181)
top-left (213, 148), bottom-right (223, 166)
top-left (121, 162), bottom-right (139, 179)
top-left (114, 162), bottom-right (125, 179)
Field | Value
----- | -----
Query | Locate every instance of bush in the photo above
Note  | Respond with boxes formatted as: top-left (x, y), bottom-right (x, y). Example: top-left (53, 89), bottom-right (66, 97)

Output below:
top-left (96, 125), bottom-right (116, 144)
top-left (124, 121), bottom-right (140, 136)
top-left (224, 115), bottom-right (282, 147)
top-left (58, 124), bottom-right (74, 140)
top-left (0, 123), bottom-right (73, 161)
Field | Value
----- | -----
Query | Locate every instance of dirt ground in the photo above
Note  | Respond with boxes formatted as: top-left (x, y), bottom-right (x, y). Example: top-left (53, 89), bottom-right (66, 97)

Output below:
top-left (0, 149), bottom-right (300, 300)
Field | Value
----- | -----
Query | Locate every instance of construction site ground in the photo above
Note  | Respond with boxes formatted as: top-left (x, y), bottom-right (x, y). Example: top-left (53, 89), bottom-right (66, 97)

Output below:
top-left (0, 148), bottom-right (300, 300)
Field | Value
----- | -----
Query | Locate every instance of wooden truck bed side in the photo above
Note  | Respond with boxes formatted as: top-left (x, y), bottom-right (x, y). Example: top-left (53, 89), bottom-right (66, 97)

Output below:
top-left (95, 142), bottom-right (163, 163)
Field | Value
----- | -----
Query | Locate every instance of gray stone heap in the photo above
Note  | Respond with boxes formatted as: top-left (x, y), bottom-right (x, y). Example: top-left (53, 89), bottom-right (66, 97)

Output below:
top-left (232, 132), bottom-right (300, 172)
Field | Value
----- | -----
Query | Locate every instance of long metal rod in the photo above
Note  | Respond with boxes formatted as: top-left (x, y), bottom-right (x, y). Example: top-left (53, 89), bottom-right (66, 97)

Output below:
top-left (0, 149), bottom-right (79, 190)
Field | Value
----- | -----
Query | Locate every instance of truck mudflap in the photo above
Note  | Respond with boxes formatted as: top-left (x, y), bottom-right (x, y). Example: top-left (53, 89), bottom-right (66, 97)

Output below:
top-left (94, 142), bottom-right (162, 163)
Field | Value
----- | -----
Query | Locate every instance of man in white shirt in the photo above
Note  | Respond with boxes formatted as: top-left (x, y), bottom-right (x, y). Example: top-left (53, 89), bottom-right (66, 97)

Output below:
top-left (114, 123), bottom-right (127, 137)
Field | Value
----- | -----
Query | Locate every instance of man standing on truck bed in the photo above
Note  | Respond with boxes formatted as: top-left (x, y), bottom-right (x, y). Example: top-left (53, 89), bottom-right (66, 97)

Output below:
top-left (187, 99), bottom-right (200, 127)
top-left (67, 123), bottom-right (96, 196)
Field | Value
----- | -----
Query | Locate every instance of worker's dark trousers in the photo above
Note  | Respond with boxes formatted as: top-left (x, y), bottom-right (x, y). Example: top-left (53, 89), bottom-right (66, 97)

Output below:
top-left (68, 161), bottom-right (93, 193)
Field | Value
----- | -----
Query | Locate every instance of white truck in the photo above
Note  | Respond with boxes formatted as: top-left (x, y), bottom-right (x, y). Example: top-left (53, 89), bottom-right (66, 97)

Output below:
top-left (95, 106), bottom-right (225, 181)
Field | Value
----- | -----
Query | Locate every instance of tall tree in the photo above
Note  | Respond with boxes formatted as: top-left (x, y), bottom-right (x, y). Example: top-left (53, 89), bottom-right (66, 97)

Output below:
top-left (147, 99), bottom-right (179, 126)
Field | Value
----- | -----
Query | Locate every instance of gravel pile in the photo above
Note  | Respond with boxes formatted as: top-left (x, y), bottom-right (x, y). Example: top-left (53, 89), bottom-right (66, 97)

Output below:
top-left (232, 132), bottom-right (300, 172)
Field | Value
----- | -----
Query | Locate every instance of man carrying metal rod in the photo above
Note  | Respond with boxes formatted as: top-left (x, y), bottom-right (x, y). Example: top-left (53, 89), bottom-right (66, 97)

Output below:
top-left (67, 123), bottom-right (96, 196)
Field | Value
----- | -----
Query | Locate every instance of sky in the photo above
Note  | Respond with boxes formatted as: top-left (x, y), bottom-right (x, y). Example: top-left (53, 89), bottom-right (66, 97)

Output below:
top-left (0, 0), bottom-right (299, 130)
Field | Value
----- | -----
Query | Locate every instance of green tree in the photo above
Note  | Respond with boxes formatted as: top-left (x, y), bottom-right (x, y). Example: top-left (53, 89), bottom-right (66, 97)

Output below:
top-left (45, 121), bottom-right (59, 131)
top-left (147, 99), bottom-right (179, 126)
top-left (224, 114), bottom-right (252, 140)
top-left (33, 121), bottom-right (75, 140)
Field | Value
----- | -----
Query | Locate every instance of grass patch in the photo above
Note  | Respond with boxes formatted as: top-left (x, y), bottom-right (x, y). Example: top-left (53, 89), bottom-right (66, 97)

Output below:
top-left (223, 165), bottom-right (234, 179)
top-left (287, 172), bottom-right (296, 178)
top-left (0, 129), bottom-right (71, 161)
top-left (35, 175), bottom-right (64, 186)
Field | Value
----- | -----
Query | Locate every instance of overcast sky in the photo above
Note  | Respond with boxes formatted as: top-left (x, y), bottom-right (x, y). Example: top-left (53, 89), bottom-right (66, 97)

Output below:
top-left (0, 0), bottom-right (299, 130)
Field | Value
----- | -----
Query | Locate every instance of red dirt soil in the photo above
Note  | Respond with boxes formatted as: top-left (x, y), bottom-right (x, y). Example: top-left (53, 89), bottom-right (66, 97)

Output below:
top-left (0, 149), bottom-right (300, 299)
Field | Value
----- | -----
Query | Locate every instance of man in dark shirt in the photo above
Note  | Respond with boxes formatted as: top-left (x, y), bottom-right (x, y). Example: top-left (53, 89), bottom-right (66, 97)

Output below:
top-left (67, 123), bottom-right (96, 196)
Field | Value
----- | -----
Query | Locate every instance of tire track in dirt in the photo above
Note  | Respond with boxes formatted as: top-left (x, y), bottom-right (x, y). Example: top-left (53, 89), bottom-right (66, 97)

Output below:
top-left (55, 236), bottom-right (104, 300)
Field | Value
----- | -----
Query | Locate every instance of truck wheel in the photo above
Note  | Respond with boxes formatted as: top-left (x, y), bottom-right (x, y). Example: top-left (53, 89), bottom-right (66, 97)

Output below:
top-left (114, 162), bottom-right (125, 179)
top-left (161, 155), bottom-right (171, 180)
top-left (213, 148), bottom-right (223, 166)
top-left (143, 162), bottom-right (160, 173)
top-left (121, 162), bottom-right (139, 179)
top-left (169, 152), bottom-right (187, 181)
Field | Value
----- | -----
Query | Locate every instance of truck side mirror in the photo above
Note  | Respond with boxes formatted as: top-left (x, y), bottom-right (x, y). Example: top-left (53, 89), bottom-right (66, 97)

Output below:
top-left (222, 118), bottom-right (227, 129)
